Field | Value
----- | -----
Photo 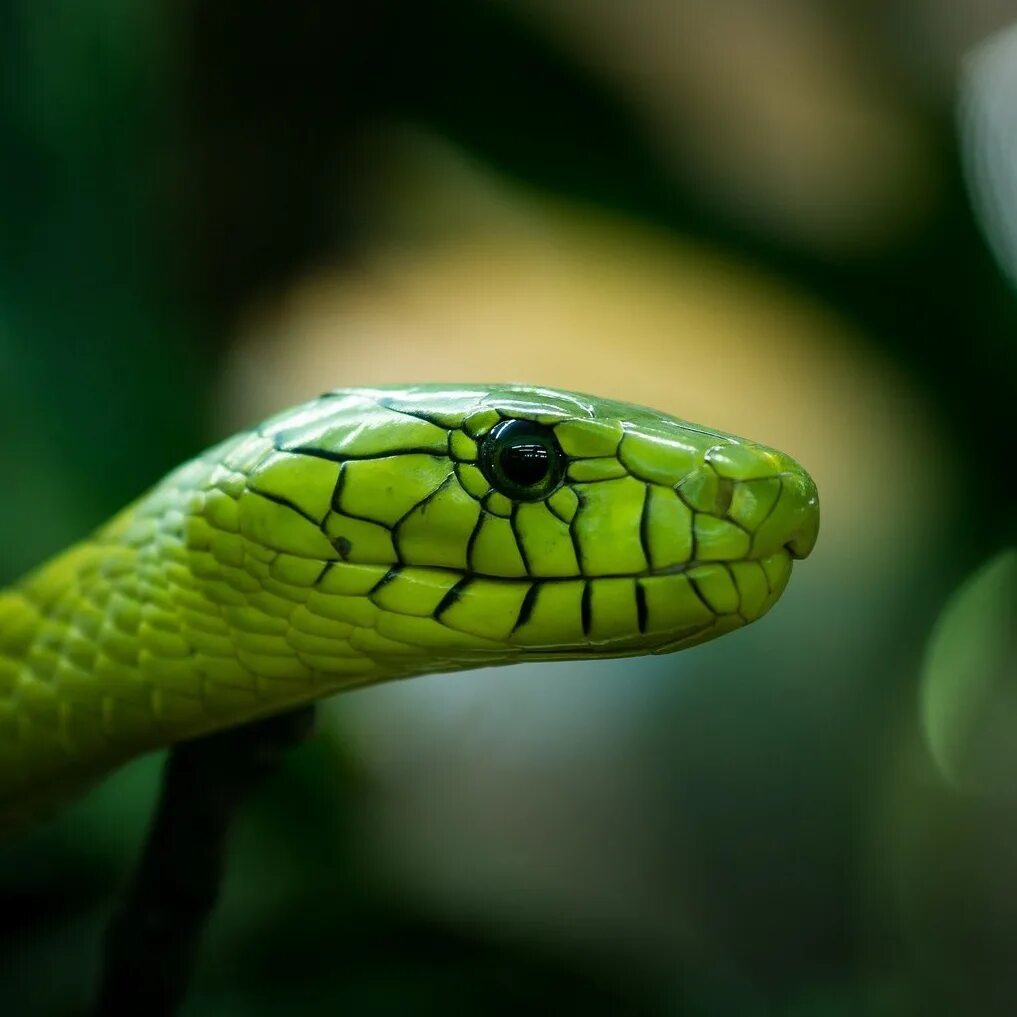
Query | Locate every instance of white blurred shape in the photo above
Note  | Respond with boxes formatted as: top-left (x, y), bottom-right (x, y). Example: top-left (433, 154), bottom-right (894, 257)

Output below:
top-left (960, 21), bottom-right (1017, 290)
top-left (504, 0), bottom-right (936, 251)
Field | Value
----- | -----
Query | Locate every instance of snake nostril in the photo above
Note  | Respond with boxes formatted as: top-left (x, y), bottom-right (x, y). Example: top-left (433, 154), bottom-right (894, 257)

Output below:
top-left (713, 477), bottom-right (734, 516)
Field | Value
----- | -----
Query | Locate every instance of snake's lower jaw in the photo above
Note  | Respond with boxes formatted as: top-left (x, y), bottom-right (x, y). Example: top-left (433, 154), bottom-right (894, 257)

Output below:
top-left (753, 549), bottom-right (794, 614)
top-left (534, 548), bottom-right (795, 659)
top-left (649, 548), bottom-right (795, 654)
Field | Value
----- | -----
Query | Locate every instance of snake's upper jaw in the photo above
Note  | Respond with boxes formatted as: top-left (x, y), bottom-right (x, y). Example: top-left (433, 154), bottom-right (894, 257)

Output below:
top-left (777, 468), bottom-right (820, 561)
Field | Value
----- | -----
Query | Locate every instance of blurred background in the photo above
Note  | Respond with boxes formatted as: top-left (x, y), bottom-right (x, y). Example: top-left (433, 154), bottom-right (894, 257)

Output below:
top-left (2, 2), bottom-right (1017, 1014)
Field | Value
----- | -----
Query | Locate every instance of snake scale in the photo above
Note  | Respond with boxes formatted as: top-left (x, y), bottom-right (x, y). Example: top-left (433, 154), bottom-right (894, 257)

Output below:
top-left (0, 385), bottom-right (819, 833)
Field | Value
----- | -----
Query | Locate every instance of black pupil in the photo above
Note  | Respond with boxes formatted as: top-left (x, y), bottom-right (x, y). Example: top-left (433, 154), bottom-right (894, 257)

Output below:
top-left (479, 418), bottom-right (563, 501)
top-left (499, 442), bottom-right (549, 487)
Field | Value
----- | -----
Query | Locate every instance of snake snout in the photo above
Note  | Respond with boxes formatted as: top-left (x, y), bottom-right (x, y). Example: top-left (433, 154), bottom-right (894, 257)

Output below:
top-left (706, 442), bottom-right (819, 562)
top-left (775, 469), bottom-right (820, 560)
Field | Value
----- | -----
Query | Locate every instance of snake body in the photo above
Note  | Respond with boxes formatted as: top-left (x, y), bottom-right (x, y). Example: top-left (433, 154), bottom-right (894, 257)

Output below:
top-left (0, 385), bottom-right (818, 832)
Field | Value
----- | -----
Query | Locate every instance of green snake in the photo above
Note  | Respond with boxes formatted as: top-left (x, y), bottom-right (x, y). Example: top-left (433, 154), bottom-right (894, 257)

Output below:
top-left (0, 385), bottom-right (818, 833)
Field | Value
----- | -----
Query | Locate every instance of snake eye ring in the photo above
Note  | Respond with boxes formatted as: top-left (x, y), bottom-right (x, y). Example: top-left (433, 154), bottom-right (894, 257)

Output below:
top-left (478, 419), bottom-right (566, 502)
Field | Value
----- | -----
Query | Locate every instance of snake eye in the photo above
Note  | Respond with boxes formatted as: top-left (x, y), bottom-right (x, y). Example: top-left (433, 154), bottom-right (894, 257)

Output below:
top-left (479, 419), bottom-right (565, 502)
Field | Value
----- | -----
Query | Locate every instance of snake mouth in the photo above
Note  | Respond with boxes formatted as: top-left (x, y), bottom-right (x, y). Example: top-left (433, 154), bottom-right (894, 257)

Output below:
top-left (530, 547), bottom-right (795, 657)
top-left (406, 547), bottom-right (795, 658)
top-left (784, 538), bottom-right (810, 560)
top-left (353, 549), bottom-right (794, 663)
top-left (782, 509), bottom-right (819, 559)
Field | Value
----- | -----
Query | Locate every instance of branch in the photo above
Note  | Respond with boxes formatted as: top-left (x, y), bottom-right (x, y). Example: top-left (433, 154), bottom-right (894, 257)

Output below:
top-left (95, 705), bottom-right (316, 1017)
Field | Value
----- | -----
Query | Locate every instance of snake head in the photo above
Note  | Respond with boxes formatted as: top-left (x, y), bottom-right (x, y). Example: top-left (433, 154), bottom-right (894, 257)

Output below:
top-left (219, 384), bottom-right (819, 674)
top-left (0, 382), bottom-right (817, 815)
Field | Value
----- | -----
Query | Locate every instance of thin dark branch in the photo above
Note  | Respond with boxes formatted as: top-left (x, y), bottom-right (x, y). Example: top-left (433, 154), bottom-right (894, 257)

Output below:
top-left (94, 706), bottom-right (316, 1017)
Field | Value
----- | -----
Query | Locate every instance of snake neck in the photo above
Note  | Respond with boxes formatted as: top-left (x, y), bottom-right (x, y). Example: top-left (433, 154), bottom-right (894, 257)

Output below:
top-left (0, 440), bottom-right (389, 825)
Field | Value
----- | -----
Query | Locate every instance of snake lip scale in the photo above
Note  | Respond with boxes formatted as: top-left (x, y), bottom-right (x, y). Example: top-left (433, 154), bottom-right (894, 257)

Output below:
top-left (0, 384), bottom-right (819, 833)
